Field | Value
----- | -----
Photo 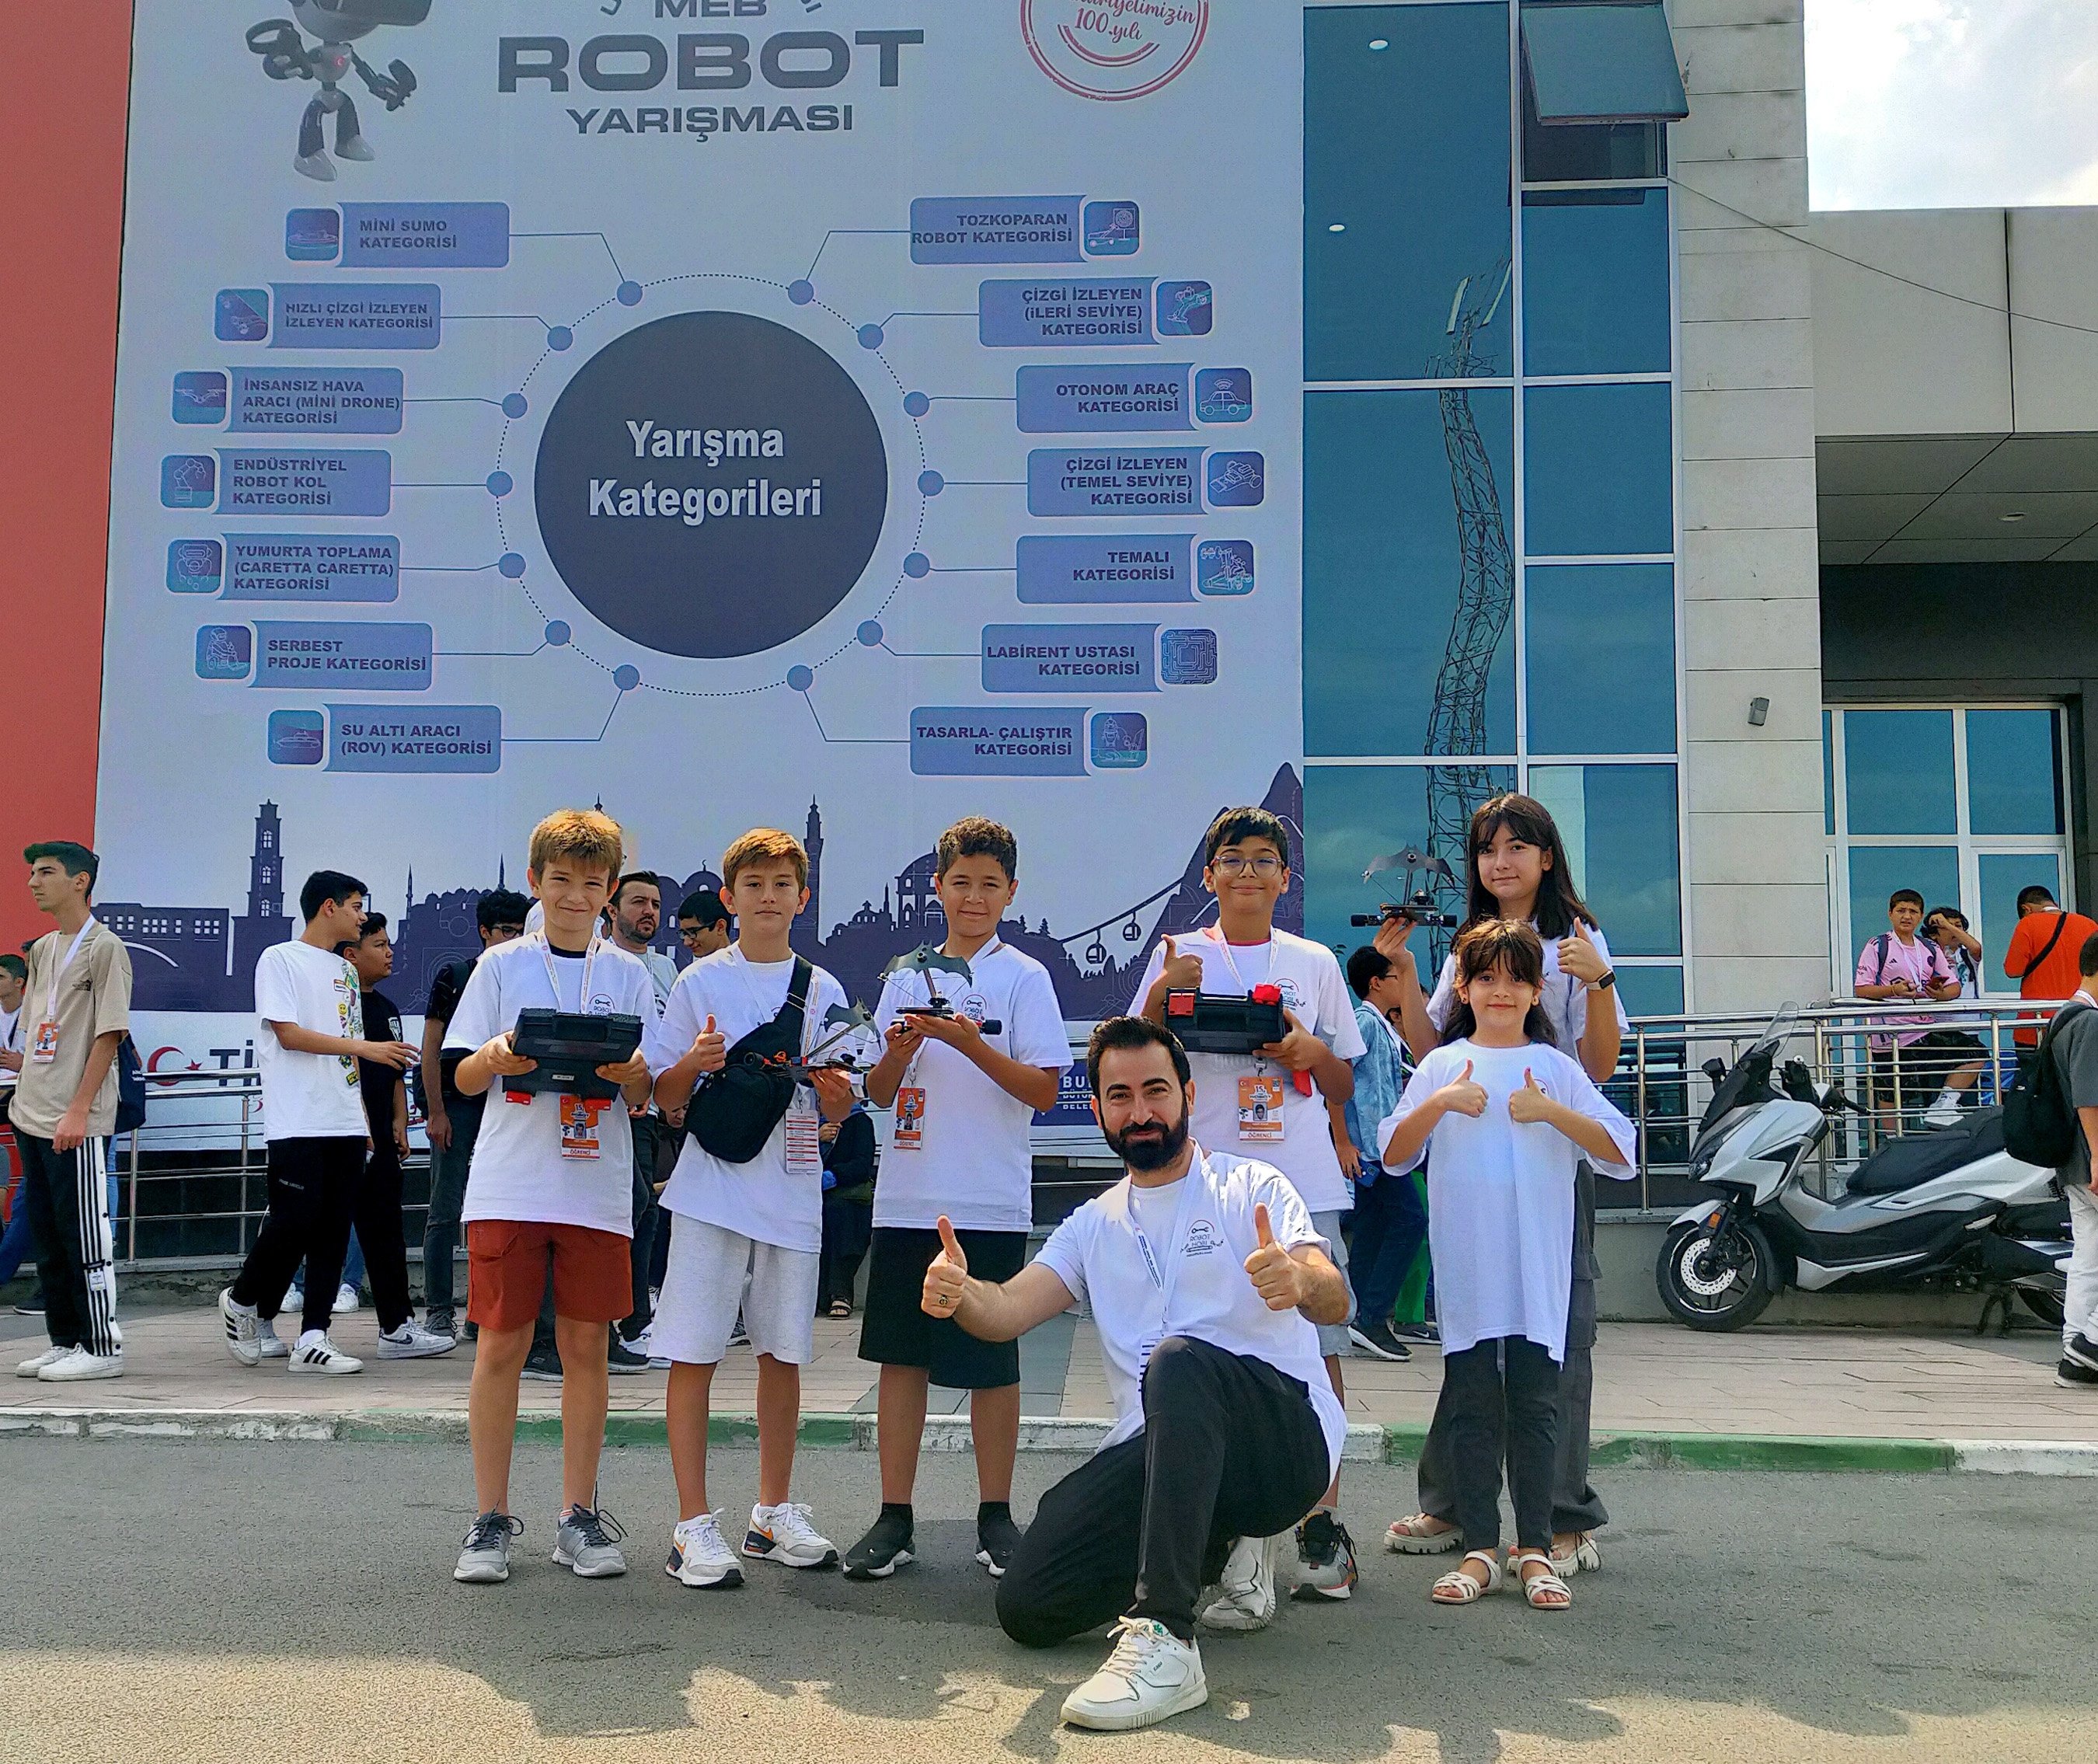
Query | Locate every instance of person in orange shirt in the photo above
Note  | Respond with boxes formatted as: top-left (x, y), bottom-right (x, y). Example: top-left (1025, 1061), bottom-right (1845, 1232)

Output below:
top-left (2005, 887), bottom-right (2098, 1045)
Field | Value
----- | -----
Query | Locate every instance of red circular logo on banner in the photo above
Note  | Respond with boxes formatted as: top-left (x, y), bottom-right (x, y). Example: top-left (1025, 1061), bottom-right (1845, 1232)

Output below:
top-left (1020, 0), bottom-right (1210, 102)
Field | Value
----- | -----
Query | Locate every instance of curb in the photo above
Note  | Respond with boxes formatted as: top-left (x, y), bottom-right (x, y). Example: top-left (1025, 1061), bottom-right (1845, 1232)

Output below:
top-left (5, 1408), bottom-right (2098, 1474)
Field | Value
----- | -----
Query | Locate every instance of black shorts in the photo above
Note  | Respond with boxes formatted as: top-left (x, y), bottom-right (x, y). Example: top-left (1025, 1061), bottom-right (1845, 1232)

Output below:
top-left (858, 1225), bottom-right (1028, 1389)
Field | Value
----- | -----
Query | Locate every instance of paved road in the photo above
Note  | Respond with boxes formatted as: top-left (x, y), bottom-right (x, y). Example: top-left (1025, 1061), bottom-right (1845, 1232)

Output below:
top-left (0, 1439), bottom-right (2091, 1762)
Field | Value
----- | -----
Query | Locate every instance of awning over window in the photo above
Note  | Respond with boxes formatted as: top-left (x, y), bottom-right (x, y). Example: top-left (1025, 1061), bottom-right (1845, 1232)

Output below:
top-left (1521, 3), bottom-right (1689, 126)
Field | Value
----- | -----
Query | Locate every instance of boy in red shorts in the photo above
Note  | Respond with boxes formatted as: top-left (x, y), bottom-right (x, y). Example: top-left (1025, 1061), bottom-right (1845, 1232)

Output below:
top-left (446, 809), bottom-right (657, 1584)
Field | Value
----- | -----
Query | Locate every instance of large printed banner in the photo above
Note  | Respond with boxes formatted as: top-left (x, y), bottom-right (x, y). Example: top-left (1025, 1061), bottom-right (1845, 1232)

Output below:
top-left (99, 1), bottom-right (1303, 1131)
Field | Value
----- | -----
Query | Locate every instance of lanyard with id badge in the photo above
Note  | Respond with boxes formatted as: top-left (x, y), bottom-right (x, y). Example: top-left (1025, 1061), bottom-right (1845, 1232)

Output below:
top-left (1130, 1163), bottom-right (1201, 1376)
top-left (1208, 932), bottom-right (1292, 1145)
top-left (31, 921), bottom-right (96, 1065)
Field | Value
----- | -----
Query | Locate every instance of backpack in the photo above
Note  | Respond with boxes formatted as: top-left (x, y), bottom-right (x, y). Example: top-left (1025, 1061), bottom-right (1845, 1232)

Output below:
top-left (685, 958), bottom-right (813, 1165)
top-left (2002, 996), bottom-right (2090, 1170)
top-left (113, 1033), bottom-right (148, 1136)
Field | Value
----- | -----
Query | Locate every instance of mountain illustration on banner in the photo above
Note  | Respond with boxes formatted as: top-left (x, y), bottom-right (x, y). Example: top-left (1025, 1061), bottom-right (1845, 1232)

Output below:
top-left (101, 766), bottom-right (1304, 1022)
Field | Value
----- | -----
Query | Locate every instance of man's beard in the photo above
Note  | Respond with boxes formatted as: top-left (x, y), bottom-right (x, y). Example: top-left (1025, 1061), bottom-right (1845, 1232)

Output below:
top-left (619, 913), bottom-right (656, 945)
top-left (1105, 1108), bottom-right (1190, 1173)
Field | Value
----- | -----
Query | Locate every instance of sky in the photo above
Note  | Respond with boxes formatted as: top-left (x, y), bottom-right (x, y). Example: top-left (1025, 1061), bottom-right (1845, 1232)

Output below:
top-left (1807, 0), bottom-right (2098, 211)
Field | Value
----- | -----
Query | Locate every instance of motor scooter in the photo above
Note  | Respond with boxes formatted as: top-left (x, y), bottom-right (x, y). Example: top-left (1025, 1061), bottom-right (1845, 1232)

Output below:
top-left (1656, 1010), bottom-right (2071, 1331)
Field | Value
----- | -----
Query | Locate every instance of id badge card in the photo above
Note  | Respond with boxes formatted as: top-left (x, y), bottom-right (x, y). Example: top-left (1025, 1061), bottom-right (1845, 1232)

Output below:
top-left (30, 1021), bottom-right (58, 1065)
top-left (559, 1094), bottom-right (604, 1161)
top-left (786, 1095), bottom-right (824, 1174)
top-left (1237, 1072), bottom-right (1285, 1142)
top-left (893, 1086), bottom-right (927, 1151)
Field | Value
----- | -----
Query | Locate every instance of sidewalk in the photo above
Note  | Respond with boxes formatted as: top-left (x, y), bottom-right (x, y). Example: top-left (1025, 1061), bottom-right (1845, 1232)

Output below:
top-left (3, 1302), bottom-right (2091, 1453)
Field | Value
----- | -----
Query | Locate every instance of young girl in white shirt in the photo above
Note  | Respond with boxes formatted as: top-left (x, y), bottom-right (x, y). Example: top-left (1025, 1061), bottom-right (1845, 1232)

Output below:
top-left (1378, 920), bottom-right (1635, 1612)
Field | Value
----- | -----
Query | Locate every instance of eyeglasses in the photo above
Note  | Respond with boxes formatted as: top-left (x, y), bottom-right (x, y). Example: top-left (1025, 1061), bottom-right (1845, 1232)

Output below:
top-left (1211, 853), bottom-right (1284, 878)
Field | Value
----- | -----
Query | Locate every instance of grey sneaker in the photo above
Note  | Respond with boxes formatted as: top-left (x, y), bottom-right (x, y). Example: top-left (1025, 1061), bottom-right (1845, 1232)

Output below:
top-left (455, 1511), bottom-right (524, 1584)
top-left (554, 1505), bottom-right (629, 1577)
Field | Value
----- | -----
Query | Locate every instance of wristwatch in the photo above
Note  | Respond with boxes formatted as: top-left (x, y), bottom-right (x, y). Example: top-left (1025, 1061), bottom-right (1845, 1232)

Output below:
top-left (1590, 971), bottom-right (1617, 992)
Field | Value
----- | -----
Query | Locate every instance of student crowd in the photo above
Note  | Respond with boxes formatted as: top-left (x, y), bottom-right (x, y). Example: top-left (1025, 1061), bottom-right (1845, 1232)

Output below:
top-left (44, 788), bottom-right (2061, 1734)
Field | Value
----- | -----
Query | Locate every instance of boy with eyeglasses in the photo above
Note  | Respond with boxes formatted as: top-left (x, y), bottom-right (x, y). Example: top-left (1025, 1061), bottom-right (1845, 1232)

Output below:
top-left (1131, 807), bottom-right (1365, 1621)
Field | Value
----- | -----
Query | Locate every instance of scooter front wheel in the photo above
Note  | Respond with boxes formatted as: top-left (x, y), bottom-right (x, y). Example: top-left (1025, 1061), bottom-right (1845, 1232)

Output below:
top-left (1657, 1218), bottom-right (1776, 1331)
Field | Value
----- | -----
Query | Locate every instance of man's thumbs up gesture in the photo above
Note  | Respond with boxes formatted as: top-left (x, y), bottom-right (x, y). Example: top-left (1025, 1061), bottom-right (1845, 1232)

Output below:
top-left (1243, 1201), bottom-right (1305, 1313)
top-left (1160, 933), bottom-right (1204, 992)
top-left (922, 1215), bottom-right (970, 1317)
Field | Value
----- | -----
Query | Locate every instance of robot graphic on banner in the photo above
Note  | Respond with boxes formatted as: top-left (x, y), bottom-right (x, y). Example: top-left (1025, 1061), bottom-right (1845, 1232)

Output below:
top-left (246, 0), bottom-right (427, 183)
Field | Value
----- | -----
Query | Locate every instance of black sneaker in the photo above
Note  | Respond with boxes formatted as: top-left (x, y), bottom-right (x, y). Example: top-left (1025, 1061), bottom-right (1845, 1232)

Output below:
top-left (1392, 1320), bottom-right (1441, 1343)
top-left (2057, 1357), bottom-right (2098, 1389)
top-left (976, 1507), bottom-right (1023, 1579)
top-left (2065, 1333), bottom-right (2098, 1374)
top-left (521, 1345), bottom-right (563, 1382)
top-left (1347, 1320), bottom-right (1413, 1362)
top-left (607, 1336), bottom-right (650, 1375)
top-left (842, 1508), bottom-right (915, 1580)
top-left (1291, 1510), bottom-right (1358, 1602)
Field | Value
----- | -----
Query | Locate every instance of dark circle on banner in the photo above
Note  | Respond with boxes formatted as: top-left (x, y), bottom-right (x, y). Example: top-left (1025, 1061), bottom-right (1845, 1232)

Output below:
top-left (535, 310), bottom-right (888, 659)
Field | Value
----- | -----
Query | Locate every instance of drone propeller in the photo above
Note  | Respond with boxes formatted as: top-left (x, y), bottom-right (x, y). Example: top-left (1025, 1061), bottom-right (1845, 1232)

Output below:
top-left (1364, 846), bottom-right (1456, 885)
top-left (883, 944), bottom-right (976, 988)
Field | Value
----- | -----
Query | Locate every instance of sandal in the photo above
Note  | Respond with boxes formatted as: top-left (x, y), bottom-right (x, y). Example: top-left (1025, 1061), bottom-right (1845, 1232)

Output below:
top-left (827, 1300), bottom-right (853, 1320)
top-left (1550, 1533), bottom-right (1601, 1577)
top-left (1430, 1550), bottom-right (1502, 1604)
top-left (1385, 1513), bottom-right (1462, 1555)
top-left (1511, 1550), bottom-right (1572, 1611)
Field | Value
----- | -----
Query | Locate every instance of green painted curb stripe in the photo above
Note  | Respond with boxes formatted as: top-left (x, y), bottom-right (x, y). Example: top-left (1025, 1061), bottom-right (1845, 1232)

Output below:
top-left (1383, 1424), bottom-right (1957, 1474)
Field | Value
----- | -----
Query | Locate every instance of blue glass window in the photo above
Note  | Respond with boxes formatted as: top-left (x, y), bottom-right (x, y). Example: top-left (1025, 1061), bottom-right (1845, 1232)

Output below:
top-left (1525, 563), bottom-right (1675, 754)
top-left (1305, 388), bottom-right (1515, 757)
top-left (1612, 965), bottom-right (1682, 1020)
top-left (1980, 852), bottom-right (2064, 995)
top-left (1966, 709), bottom-right (2064, 835)
top-left (1523, 382), bottom-right (1672, 556)
top-left (1521, 2), bottom-right (1688, 124)
top-left (1842, 709), bottom-right (1955, 835)
top-left (1522, 189), bottom-right (1671, 377)
top-left (1528, 763), bottom-right (1682, 956)
top-left (1303, 763), bottom-right (1513, 960)
top-left (1845, 846), bottom-right (1960, 976)
top-left (1305, 5), bottom-right (1512, 382)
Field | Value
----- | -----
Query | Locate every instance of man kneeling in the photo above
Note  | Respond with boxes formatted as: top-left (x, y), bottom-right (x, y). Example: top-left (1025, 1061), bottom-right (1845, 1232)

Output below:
top-left (920, 1015), bottom-right (1347, 1732)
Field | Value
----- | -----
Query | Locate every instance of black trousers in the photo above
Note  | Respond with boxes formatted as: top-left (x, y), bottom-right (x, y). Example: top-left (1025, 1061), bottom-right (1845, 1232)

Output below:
top-left (996, 1335), bottom-right (1331, 1644)
top-left (229, 1136), bottom-right (365, 1337)
top-left (15, 1131), bottom-right (117, 1358)
top-left (357, 1142), bottom-right (413, 1335)
top-left (1441, 1336), bottom-right (1561, 1555)
top-left (420, 1093), bottom-right (483, 1319)
top-left (1348, 1166), bottom-right (1431, 1331)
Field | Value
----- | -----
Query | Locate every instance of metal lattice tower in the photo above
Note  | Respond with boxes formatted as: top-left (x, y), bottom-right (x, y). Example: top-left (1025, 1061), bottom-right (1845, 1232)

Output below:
top-left (1424, 267), bottom-right (1515, 890)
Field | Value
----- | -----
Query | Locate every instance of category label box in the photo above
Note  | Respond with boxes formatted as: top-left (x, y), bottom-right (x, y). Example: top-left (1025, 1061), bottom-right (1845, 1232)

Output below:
top-left (253, 621), bottom-right (431, 690)
top-left (983, 623), bottom-right (1156, 693)
top-left (911, 197), bottom-right (1082, 264)
top-left (1016, 535), bottom-right (1194, 603)
top-left (215, 450), bottom-right (391, 515)
top-left (910, 707), bottom-right (1086, 776)
top-left (224, 535), bottom-right (400, 603)
top-left (980, 278), bottom-right (1154, 347)
top-left (328, 705), bottom-right (501, 772)
top-left (269, 282), bottom-right (440, 350)
top-left (1016, 364), bottom-right (1192, 433)
top-left (338, 202), bottom-right (511, 267)
top-left (228, 367), bottom-right (403, 434)
top-left (1027, 448), bottom-right (1201, 515)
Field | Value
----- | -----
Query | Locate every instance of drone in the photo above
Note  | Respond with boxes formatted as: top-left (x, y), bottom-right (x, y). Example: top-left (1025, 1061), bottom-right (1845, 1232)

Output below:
top-left (1351, 846), bottom-right (1461, 931)
top-left (883, 945), bottom-right (1003, 1034)
top-left (784, 1001), bottom-right (877, 1079)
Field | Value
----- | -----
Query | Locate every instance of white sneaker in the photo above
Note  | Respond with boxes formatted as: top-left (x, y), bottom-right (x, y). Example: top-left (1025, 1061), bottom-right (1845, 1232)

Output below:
top-left (1061, 1616), bottom-right (1208, 1731)
top-left (281, 1286), bottom-right (304, 1318)
top-left (37, 1346), bottom-right (124, 1382)
top-left (742, 1501), bottom-right (838, 1568)
top-left (1924, 1091), bottom-right (1964, 1128)
top-left (15, 1344), bottom-right (70, 1379)
top-left (333, 1283), bottom-right (361, 1315)
top-left (1198, 1533), bottom-right (1278, 1632)
top-left (287, 1330), bottom-right (364, 1375)
top-left (377, 1320), bottom-right (457, 1361)
top-left (220, 1286), bottom-right (261, 1367)
top-left (667, 1511), bottom-right (744, 1588)
top-left (256, 1317), bottom-right (290, 1360)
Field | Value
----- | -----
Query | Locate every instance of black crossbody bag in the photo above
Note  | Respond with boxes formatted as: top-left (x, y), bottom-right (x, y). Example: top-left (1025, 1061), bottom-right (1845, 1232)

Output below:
top-left (685, 958), bottom-right (813, 1165)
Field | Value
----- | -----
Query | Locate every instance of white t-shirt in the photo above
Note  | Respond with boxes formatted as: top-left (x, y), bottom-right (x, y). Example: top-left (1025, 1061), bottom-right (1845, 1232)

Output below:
top-left (0, 1003), bottom-right (19, 1089)
top-left (255, 940), bottom-right (367, 1142)
top-left (647, 946), bottom-right (849, 1253)
top-left (1129, 929), bottom-right (1366, 1215)
top-left (1378, 1039), bottom-right (1634, 1362)
top-left (443, 934), bottom-right (657, 1237)
top-left (872, 940), bottom-right (1072, 1232)
top-left (1426, 919), bottom-right (1631, 1058)
top-left (1034, 1145), bottom-right (1347, 1478)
